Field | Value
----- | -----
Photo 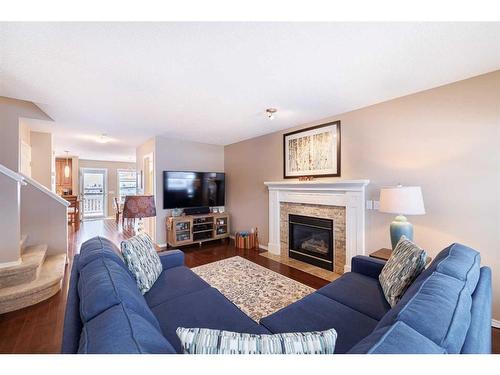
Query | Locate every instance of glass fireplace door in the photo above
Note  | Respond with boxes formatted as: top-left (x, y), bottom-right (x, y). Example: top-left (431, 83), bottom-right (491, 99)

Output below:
top-left (288, 214), bottom-right (334, 270)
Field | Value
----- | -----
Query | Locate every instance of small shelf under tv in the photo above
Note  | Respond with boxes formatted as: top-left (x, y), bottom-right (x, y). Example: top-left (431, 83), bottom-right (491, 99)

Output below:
top-left (166, 212), bottom-right (230, 247)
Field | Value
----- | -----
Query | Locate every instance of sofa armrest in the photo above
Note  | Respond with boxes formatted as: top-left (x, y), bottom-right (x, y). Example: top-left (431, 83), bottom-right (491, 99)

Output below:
top-left (159, 250), bottom-right (185, 270)
top-left (351, 256), bottom-right (386, 279)
top-left (61, 255), bottom-right (83, 353)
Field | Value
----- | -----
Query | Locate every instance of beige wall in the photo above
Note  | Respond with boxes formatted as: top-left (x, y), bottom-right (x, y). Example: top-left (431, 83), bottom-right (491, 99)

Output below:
top-left (0, 96), bottom-right (51, 172)
top-left (78, 159), bottom-right (136, 217)
top-left (137, 136), bottom-right (225, 245)
top-left (19, 120), bottom-right (31, 145)
top-left (225, 70), bottom-right (500, 320)
top-left (20, 176), bottom-right (68, 257)
top-left (30, 131), bottom-right (53, 189)
top-left (0, 97), bottom-right (51, 266)
top-left (0, 174), bottom-right (21, 264)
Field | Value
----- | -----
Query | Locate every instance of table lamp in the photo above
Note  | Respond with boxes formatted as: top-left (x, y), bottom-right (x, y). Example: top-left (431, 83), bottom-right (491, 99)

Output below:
top-left (122, 195), bottom-right (156, 233)
top-left (379, 185), bottom-right (425, 249)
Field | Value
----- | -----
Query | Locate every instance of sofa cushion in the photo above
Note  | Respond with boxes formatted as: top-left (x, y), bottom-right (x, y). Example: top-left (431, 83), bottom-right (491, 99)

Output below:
top-left (379, 236), bottom-right (427, 307)
top-left (348, 321), bottom-right (447, 354)
top-left (434, 243), bottom-right (480, 294)
top-left (317, 272), bottom-right (390, 320)
top-left (396, 271), bottom-right (472, 353)
top-left (176, 327), bottom-right (338, 354)
top-left (77, 237), bottom-right (131, 274)
top-left (144, 266), bottom-right (210, 308)
top-left (151, 287), bottom-right (270, 353)
top-left (375, 242), bottom-right (480, 331)
top-left (78, 304), bottom-right (175, 354)
top-left (260, 292), bottom-right (378, 354)
top-left (121, 233), bottom-right (163, 294)
top-left (78, 256), bottom-right (161, 330)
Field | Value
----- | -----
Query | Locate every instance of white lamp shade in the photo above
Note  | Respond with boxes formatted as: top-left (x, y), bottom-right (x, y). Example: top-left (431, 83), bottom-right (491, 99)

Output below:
top-left (379, 186), bottom-right (425, 215)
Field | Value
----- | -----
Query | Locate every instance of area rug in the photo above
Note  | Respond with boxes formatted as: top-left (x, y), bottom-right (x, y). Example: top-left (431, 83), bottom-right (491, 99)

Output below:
top-left (192, 256), bottom-right (314, 322)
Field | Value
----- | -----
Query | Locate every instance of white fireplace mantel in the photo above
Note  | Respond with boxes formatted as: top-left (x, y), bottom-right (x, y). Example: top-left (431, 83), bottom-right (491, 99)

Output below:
top-left (264, 179), bottom-right (370, 272)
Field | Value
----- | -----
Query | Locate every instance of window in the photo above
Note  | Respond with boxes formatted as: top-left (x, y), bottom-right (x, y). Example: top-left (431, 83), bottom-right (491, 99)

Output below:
top-left (118, 169), bottom-right (137, 199)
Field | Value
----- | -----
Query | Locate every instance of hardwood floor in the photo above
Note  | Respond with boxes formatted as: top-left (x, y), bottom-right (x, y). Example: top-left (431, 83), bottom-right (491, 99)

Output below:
top-left (0, 218), bottom-right (498, 353)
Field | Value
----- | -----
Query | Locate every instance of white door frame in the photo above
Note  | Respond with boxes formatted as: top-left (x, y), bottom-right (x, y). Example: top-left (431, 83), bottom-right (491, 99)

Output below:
top-left (142, 152), bottom-right (156, 241)
top-left (80, 167), bottom-right (108, 220)
top-left (143, 152), bottom-right (155, 196)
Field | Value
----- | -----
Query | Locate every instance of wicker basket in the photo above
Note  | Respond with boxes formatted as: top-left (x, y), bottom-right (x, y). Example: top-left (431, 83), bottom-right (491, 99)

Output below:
top-left (235, 230), bottom-right (259, 249)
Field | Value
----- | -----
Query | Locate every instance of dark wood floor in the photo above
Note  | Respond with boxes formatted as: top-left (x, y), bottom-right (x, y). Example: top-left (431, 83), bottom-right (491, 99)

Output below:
top-left (0, 218), bottom-right (498, 353)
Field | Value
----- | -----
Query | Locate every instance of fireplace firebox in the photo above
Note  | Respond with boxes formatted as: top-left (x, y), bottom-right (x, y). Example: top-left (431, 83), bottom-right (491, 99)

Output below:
top-left (288, 214), bottom-right (334, 271)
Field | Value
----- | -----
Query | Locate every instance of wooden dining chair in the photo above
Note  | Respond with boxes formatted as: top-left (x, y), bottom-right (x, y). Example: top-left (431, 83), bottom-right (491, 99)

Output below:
top-left (113, 197), bottom-right (122, 224)
top-left (65, 195), bottom-right (80, 230)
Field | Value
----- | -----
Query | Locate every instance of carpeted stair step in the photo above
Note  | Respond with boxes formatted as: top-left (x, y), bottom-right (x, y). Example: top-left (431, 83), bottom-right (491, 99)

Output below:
top-left (0, 244), bottom-right (47, 288)
top-left (0, 253), bottom-right (66, 314)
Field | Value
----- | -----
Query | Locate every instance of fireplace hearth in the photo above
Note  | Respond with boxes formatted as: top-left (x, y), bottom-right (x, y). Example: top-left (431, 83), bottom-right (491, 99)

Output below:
top-left (288, 214), bottom-right (334, 271)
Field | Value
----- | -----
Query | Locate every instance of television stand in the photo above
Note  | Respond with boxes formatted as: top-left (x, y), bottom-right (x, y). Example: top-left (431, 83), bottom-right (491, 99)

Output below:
top-left (166, 212), bottom-right (230, 247)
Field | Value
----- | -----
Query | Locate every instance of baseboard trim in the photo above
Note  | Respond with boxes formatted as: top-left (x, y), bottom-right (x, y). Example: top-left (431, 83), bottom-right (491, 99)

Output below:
top-left (492, 319), bottom-right (500, 329)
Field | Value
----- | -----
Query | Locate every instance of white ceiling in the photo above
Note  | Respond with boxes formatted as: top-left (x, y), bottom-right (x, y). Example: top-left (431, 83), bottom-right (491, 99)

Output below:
top-left (1, 22), bottom-right (499, 162)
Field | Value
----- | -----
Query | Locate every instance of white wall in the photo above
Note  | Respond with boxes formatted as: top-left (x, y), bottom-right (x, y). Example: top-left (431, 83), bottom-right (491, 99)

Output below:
top-left (30, 131), bottom-right (53, 189)
top-left (136, 136), bottom-right (224, 245)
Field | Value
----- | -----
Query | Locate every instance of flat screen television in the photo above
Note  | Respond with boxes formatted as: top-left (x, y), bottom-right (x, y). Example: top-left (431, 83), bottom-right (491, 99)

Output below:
top-left (163, 171), bottom-right (225, 209)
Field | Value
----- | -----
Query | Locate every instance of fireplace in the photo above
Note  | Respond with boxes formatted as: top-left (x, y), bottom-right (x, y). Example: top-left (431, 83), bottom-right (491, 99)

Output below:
top-left (288, 214), bottom-right (334, 271)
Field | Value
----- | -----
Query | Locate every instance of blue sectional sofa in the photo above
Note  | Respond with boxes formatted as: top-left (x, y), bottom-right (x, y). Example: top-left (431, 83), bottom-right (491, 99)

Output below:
top-left (62, 236), bottom-right (492, 354)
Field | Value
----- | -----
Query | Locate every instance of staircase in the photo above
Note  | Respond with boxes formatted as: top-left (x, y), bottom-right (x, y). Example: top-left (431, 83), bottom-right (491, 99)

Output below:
top-left (0, 164), bottom-right (68, 314)
top-left (0, 237), bottom-right (66, 314)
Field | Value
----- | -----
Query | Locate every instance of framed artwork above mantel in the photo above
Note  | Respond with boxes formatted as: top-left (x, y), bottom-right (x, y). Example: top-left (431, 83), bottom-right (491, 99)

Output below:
top-left (283, 120), bottom-right (341, 179)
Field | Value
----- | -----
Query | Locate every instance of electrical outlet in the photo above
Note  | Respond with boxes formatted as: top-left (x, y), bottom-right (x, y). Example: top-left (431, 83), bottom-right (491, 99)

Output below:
top-left (373, 200), bottom-right (380, 210)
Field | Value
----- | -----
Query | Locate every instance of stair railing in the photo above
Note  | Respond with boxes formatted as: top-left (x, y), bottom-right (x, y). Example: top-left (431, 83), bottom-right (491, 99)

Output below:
top-left (0, 163), bottom-right (27, 185)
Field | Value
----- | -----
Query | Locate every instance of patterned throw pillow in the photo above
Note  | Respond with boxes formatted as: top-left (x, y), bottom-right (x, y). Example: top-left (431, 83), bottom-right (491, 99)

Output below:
top-left (176, 327), bottom-right (337, 354)
top-left (379, 236), bottom-right (427, 307)
top-left (120, 233), bottom-right (163, 294)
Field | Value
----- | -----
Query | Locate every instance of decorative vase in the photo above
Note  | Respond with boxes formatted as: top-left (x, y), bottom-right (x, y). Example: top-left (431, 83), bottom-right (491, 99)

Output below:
top-left (389, 215), bottom-right (414, 249)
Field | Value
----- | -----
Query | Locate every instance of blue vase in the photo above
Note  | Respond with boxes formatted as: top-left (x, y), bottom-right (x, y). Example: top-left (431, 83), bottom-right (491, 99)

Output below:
top-left (390, 215), bottom-right (413, 249)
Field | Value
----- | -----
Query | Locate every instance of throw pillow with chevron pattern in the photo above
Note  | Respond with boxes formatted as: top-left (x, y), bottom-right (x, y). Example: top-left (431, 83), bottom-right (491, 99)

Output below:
top-left (120, 233), bottom-right (163, 294)
top-left (379, 236), bottom-right (427, 307)
top-left (176, 327), bottom-right (338, 354)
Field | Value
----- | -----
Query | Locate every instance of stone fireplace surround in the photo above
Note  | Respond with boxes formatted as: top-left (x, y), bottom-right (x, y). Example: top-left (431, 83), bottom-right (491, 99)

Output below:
top-left (281, 202), bottom-right (345, 274)
top-left (264, 180), bottom-right (369, 273)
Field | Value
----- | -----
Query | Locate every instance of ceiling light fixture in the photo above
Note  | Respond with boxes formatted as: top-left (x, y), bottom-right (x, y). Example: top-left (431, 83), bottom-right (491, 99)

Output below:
top-left (97, 134), bottom-right (110, 144)
top-left (64, 151), bottom-right (70, 178)
top-left (266, 108), bottom-right (277, 120)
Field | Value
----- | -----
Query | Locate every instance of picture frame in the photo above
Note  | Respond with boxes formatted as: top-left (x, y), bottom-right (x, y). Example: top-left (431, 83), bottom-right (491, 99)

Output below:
top-left (283, 120), bottom-right (341, 179)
